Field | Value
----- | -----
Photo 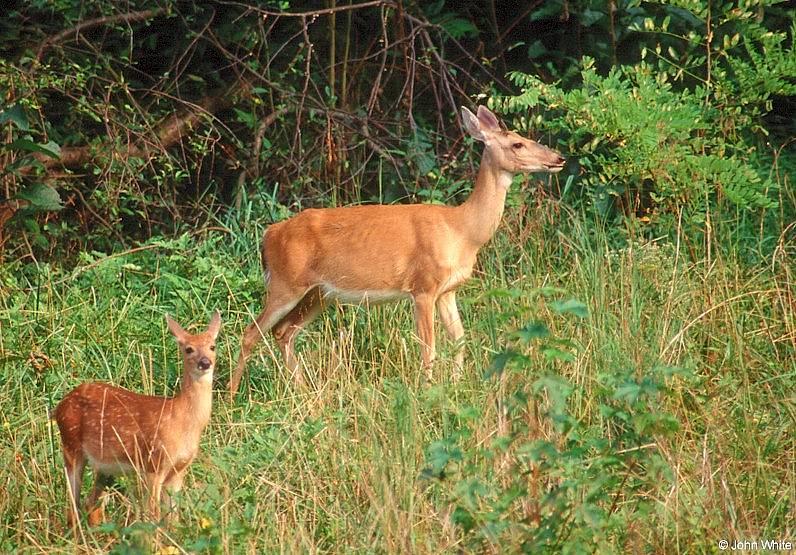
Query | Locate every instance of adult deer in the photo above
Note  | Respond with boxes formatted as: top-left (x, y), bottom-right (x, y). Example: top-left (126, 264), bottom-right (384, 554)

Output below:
top-left (229, 105), bottom-right (564, 395)
top-left (54, 312), bottom-right (221, 527)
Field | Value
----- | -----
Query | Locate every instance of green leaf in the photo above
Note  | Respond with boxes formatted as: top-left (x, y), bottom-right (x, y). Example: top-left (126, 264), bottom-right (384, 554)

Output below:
top-left (15, 184), bottom-right (63, 211)
top-left (3, 139), bottom-right (61, 159)
top-left (549, 298), bottom-right (589, 318)
top-left (439, 17), bottom-right (478, 39)
top-left (527, 40), bottom-right (547, 59)
top-left (541, 346), bottom-right (576, 363)
top-left (582, 8), bottom-right (604, 26)
top-left (451, 506), bottom-right (475, 532)
top-left (514, 321), bottom-right (550, 343)
top-left (654, 364), bottom-right (692, 379)
top-left (533, 375), bottom-right (573, 411)
top-left (612, 382), bottom-right (642, 404)
top-left (484, 287), bottom-right (523, 299)
top-left (531, 286), bottom-right (567, 298)
top-left (484, 350), bottom-right (517, 379)
top-left (423, 439), bottom-right (462, 479)
top-left (233, 108), bottom-right (256, 127)
top-left (0, 104), bottom-right (29, 131)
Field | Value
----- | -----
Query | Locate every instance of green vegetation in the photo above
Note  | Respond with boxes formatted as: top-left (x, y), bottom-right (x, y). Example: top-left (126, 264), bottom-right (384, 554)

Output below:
top-left (1, 0), bottom-right (793, 552)
top-left (2, 199), bottom-right (793, 552)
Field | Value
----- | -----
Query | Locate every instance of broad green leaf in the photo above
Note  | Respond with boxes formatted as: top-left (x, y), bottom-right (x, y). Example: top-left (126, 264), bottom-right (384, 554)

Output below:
top-left (4, 138), bottom-right (61, 159)
top-left (439, 17), bottom-right (478, 39)
top-left (549, 298), bottom-right (589, 318)
top-left (15, 184), bottom-right (63, 211)
top-left (0, 104), bottom-right (29, 131)
top-left (484, 350), bottom-right (517, 379)
top-left (514, 321), bottom-right (550, 343)
top-left (484, 287), bottom-right (523, 299)
top-left (542, 346), bottom-right (576, 363)
top-left (423, 439), bottom-right (462, 479)
top-left (533, 375), bottom-right (573, 411)
top-left (527, 40), bottom-right (547, 59)
top-left (612, 382), bottom-right (642, 403)
top-left (233, 108), bottom-right (256, 127)
top-left (531, 286), bottom-right (567, 298)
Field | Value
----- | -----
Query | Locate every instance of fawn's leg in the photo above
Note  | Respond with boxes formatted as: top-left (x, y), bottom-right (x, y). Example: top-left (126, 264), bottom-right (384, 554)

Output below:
top-left (86, 472), bottom-right (115, 526)
top-left (162, 469), bottom-right (187, 522)
top-left (147, 472), bottom-right (166, 522)
top-left (63, 449), bottom-right (85, 529)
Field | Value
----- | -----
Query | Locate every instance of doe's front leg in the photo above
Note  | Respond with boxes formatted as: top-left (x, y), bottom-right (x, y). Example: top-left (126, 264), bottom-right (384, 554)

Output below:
top-left (413, 294), bottom-right (437, 380)
top-left (436, 291), bottom-right (466, 378)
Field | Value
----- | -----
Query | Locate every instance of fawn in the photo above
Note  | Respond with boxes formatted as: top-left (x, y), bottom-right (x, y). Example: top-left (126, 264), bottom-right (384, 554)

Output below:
top-left (54, 311), bottom-right (221, 527)
top-left (229, 105), bottom-right (565, 394)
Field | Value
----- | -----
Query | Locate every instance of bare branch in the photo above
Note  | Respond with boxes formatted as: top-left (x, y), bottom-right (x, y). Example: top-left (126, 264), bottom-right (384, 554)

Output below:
top-left (36, 8), bottom-right (167, 62)
top-left (23, 84), bottom-right (244, 173)
top-left (219, 0), bottom-right (393, 18)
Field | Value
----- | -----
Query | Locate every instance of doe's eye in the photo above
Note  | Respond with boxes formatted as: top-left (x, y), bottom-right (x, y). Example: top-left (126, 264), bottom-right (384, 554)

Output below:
top-left (185, 346), bottom-right (194, 354)
top-left (513, 142), bottom-right (524, 149)
top-left (210, 345), bottom-right (216, 351)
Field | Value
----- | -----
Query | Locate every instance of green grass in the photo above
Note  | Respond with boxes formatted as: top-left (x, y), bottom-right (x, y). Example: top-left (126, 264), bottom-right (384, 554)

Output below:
top-left (0, 198), bottom-right (793, 553)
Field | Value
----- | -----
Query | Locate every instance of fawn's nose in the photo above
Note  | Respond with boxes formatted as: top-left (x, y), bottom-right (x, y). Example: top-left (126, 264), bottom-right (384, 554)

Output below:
top-left (198, 357), bottom-right (212, 371)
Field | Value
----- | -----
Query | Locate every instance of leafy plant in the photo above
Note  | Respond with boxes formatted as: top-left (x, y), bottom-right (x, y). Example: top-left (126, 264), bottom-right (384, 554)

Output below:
top-left (491, 0), bottom-right (793, 244)
top-left (499, 59), bottom-right (778, 227)
top-left (424, 292), bottom-right (693, 552)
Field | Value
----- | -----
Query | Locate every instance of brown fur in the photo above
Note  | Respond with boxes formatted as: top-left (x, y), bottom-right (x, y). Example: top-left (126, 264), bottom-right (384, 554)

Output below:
top-left (55, 312), bottom-right (221, 527)
top-left (229, 106), bottom-right (564, 394)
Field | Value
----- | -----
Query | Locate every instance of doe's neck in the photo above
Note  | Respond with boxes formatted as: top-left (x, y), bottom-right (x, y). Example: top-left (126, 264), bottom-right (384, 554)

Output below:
top-left (458, 149), bottom-right (514, 247)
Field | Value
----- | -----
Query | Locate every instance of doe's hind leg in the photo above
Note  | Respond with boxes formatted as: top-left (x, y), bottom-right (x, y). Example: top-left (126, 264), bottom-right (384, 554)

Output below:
top-left (229, 285), bottom-right (307, 396)
top-left (272, 287), bottom-right (325, 385)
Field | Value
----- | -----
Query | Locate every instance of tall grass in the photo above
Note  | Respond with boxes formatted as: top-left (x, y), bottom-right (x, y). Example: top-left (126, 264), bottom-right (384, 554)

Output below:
top-left (0, 193), bottom-right (792, 552)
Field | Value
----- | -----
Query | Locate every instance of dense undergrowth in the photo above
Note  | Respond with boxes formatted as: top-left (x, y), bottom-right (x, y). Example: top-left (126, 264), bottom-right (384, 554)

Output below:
top-left (1, 192), bottom-right (793, 552)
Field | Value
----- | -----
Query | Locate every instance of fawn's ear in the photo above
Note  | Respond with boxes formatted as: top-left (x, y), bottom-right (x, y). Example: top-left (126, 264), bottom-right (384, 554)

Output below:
top-left (165, 314), bottom-right (187, 342)
top-left (207, 310), bottom-right (222, 340)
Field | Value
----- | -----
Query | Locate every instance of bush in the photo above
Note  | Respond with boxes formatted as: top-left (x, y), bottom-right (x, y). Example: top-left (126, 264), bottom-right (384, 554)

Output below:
top-left (492, 0), bottom-right (794, 242)
top-left (423, 291), bottom-right (695, 551)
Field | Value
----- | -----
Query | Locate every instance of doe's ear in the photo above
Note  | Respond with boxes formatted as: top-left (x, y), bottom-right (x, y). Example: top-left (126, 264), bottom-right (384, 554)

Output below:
top-left (207, 310), bottom-right (222, 340)
top-left (165, 314), bottom-right (187, 342)
top-left (461, 106), bottom-right (486, 142)
top-left (476, 105), bottom-right (501, 131)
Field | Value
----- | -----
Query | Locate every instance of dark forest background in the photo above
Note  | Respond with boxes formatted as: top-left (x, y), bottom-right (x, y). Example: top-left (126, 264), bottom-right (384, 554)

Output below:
top-left (1, 0), bottom-right (793, 260)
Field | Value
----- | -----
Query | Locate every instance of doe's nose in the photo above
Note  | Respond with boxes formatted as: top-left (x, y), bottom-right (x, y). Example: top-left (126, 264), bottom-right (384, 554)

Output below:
top-left (198, 357), bottom-right (212, 371)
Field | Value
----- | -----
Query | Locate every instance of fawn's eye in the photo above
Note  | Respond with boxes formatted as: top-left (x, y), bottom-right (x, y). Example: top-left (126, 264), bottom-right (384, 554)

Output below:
top-left (210, 345), bottom-right (216, 351)
top-left (185, 346), bottom-right (194, 354)
top-left (513, 142), bottom-right (524, 149)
